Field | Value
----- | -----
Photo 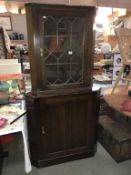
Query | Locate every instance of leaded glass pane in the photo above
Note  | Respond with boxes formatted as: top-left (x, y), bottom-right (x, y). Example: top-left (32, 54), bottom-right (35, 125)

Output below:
top-left (59, 64), bottom-right (70, 82)
top-left (42, 15), bottom-right (85, 86)
top-left (44, 16), bottom-right (57, 35)
top-left (45, 65), bottom-right (58, 84)
top-left (71, 64), bottom-right (82, 82)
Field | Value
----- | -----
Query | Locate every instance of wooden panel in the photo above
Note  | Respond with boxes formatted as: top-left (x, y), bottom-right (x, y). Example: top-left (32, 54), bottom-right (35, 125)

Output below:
top-left (41, 103), bottom-right (66, 155)
top-left (86, 94), bottom-right (99, 148)
top-left (107, 36), bottom-right (117, 49)
top-left (97, 0), bottom-right (131, 9)
top-left (66, 101), bottom-right (88, 149)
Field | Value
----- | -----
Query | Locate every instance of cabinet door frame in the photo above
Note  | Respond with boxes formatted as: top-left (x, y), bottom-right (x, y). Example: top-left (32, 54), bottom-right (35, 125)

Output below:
top-left (26, 4), bottom-right (96, 93)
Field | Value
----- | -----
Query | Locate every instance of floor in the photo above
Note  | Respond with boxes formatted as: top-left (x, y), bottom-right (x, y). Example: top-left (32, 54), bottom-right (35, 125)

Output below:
top-left (1, 133), bottom-right (131, 175)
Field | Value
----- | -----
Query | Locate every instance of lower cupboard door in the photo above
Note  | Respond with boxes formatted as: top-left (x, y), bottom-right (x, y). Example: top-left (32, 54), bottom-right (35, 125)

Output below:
top-left (42, 103), bottom-right (66, 158)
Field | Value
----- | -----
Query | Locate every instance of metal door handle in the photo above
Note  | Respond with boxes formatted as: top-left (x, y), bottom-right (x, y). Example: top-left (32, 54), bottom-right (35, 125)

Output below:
top-left (41, 126), bottom-right (45, 134)
top-left (40, 48), bottom-right (43, 57)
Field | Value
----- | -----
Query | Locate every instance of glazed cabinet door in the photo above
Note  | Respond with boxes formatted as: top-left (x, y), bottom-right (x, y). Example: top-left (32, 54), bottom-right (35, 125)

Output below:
top-left (26, 4), bottom-right (95, 92)
top-left (40, 14), bottom-right (85, 88)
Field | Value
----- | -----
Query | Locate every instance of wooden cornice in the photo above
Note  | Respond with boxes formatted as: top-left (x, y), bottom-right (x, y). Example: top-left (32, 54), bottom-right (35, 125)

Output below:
top-left (2, 0), bottom-right (131, 8)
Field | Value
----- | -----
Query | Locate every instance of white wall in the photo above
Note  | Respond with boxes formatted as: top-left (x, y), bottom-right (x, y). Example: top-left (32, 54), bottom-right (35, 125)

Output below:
top-left (0, 13), bottom-right (27, 40)
top-left (98, 0), bottom-right (131, 9)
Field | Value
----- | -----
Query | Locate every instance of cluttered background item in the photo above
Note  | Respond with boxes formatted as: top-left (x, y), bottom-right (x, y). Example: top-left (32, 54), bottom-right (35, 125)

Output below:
top-left (0, 59), bottom-right (25, 104)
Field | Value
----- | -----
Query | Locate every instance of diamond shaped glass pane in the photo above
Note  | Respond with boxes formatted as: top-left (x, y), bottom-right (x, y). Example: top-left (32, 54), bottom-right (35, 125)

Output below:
top-left (72, 18), bottom-right (85, 38)
top-left (45, 65), bottom-right (57, 84)
top-left (71, 64), bottom-right (82, 82)
top-left (45, 54), bottom-right (57, 64)
top-left (59, 64), bottom-right (70, 82)
top-left (44, 16), bottom-right (57, 35)
top-left (59, 51), bottom-right (70, 63)
top-left (71, 52), bottom-right (84, 63)
top-left (58, 17), bottom-right (70, 35)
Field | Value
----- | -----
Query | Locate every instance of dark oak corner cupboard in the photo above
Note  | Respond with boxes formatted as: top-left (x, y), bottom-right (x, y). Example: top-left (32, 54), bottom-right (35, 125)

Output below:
top-left (25, 3), bottom-right (100, 167)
